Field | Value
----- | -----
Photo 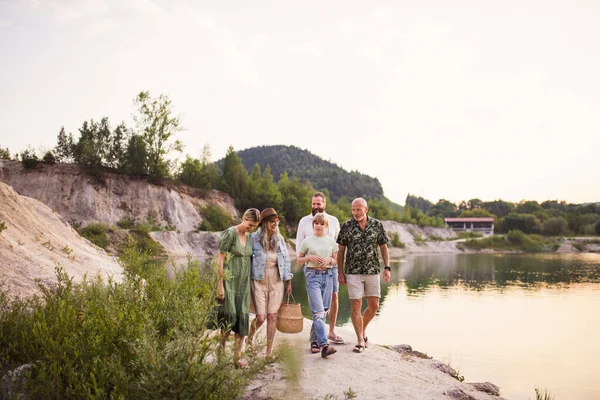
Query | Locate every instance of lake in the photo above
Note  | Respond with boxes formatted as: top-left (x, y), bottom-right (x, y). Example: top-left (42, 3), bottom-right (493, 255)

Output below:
top-left (289, 253), bottom-right (600, 400)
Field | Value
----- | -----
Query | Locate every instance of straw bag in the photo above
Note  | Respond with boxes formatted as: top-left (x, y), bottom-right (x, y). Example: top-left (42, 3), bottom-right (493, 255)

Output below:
top-left (277, 294), bottom-right (303, 334)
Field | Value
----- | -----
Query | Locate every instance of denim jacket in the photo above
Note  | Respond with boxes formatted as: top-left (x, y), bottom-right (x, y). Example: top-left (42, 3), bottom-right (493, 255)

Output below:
top-left (250, 233), bottom-right (293, 281)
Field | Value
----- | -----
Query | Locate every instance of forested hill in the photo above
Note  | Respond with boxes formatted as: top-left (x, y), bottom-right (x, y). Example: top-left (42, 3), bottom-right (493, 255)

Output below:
top-left (230, 145), bottom-right (384, 202)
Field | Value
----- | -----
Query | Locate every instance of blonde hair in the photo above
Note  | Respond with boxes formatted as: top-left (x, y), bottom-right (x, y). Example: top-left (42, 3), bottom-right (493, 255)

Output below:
top-left (312, 212), bottom-right (328, 227)
top-left (243, 208), bottom-right (261, 223)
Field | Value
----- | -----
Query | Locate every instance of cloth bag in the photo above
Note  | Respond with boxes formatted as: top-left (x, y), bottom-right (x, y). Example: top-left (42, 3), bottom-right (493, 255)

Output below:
top-left (276, 294), bottom-right (303, 334)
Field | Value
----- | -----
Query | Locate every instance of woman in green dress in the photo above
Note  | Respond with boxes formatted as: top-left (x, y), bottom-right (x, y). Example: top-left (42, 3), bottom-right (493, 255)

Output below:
top-left (216, 208), bottom-right (261, 368)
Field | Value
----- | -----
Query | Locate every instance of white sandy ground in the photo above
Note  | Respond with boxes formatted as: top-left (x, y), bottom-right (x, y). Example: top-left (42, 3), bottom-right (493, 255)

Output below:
top-left (242, 318), bottom-right (504, 400)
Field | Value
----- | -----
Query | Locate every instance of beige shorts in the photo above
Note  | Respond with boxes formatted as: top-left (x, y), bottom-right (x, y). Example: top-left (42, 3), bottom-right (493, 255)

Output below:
top-left (346, 274), bottom-right (381, 299)
top-left (251, 267), bottom-right (284, 315)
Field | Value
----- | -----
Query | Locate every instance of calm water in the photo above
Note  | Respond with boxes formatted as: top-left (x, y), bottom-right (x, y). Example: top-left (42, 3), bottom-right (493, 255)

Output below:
top-left (289, 253), bottom-right (600, 400)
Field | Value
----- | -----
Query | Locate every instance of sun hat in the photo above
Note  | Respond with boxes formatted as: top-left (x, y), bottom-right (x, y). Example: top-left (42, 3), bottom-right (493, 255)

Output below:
top-left (260, 208), bottom-right (279, 221)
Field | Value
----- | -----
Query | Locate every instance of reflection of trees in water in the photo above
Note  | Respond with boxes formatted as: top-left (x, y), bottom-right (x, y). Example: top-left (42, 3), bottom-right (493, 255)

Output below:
top-left (252, 254), bottom-right (600, 327)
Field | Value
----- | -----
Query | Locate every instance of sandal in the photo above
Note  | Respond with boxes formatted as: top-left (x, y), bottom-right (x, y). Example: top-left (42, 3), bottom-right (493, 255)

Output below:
top-left (328, 334), bottom-right (345, 345)
top-left (321, 345), bottom-right (337, 358)
top-left (310, 342), bottom-right (320, 354)
top-left (364, 336), bottom-right (368, 348)
top-left (353, 344), bottom-right (365, 353)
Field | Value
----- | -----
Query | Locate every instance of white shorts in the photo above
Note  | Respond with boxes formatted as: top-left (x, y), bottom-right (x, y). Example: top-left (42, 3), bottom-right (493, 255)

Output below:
top-left (346, 274), bottom-right (381, 299)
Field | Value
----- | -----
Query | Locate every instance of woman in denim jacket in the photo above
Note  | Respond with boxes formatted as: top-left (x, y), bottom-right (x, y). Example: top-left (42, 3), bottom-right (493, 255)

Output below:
top-left (246, 208), bottom-right (293, 359)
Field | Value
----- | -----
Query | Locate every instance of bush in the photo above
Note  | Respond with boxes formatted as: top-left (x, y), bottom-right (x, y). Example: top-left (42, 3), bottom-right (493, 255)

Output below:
top-left (19, 149), bottom-right (39, 169)
top-left (117, 217), bottom-right (136, 229)
top-left (0, 147), bottom-right (11, 160)
top-left (542, 217), bottom-right (569, 236)
top-left (42, 151), bottom-right (56, 164)
top-left (506, 229), bottom-right (530, 245)
top-left (0, 253), bottom-right (254, 399)
top-left (197, 204), bottom-right (234, 232)
top-left (0, 221), bottom-right (6, 233)
top-left (78, 222), bottom-right (113, 249)
top-left (596, 220), bottom-right (600, 235)
top-left (390, 232), bottom-right (405, 248)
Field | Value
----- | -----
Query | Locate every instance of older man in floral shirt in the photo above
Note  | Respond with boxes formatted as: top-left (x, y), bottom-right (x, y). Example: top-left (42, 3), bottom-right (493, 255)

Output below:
top-left (337, 197), bottom-right (390, 354)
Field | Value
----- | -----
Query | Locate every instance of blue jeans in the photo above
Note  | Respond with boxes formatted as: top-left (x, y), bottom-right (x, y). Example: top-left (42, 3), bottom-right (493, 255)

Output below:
top-left (304, 267), bottom-right (334, 346)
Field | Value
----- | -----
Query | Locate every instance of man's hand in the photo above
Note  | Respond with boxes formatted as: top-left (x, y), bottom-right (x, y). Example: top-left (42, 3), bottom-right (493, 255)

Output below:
top-left (338, 271), bottom-right (347, 285)
top-left (383, 269), bottom-right (391, 283)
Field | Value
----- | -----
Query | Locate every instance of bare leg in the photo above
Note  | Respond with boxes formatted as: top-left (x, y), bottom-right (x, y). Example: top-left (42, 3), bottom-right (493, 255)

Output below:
top-left (350, 298), bottom-right (365, 345)
top-left (234, 333), bottom-right (244, 359)
top-left (265, 313), bottom-right (278, 357)
top-left (362, 296), bottom-right (380, 342)
top-left (328, 292), bottom-right (339, 338)
top-left (247, 314), bottom-right (266, 346)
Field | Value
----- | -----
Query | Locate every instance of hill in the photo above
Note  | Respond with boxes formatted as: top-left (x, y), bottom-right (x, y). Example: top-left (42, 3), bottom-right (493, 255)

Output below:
top-left (223, 145), bottom-right (384, 202)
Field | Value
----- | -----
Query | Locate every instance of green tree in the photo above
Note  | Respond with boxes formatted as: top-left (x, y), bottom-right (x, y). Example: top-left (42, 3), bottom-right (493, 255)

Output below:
top-left (482, 200), bottom-right (515, 218)
top-left (467, 198), bottom-right (483, 210)
top-left (595, 220), bottom-right (600, 235)
top-left (123, 134), bottom-right (149, 175)
top-left (133, 91), bottom-right (183, 178)
top-left (219, 146), bottom-right (249, 208)
top-left (516, 200), bottom-right (544, 214)
top-left (107, 123), bottom-right (127, 169)
top-left (542, 217), bottom-right (569, 236)
top-left (498, 213), bottom-right (542, 234)
top-left (427, 199), bottom-right (458, 218)
top-left (458, 209), bottom-right (494, 218)
top-left (0, 147), bottom-right (11, 159)
top-left (73, 120), bottom-right (103, 168)
top-left (277, 171), bottom-right (314, 227)
top-left (54, 127), bottom-right (75, 163)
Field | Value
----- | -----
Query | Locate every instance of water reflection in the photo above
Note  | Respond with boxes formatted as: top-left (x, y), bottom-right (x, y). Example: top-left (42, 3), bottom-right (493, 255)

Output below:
top-left (290, 253), bottom-right (600, 324)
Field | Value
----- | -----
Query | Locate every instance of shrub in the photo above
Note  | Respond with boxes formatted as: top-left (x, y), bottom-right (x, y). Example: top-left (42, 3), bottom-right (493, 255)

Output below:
top-left (117, 217), bottom-right (136, 229)
top-left (0, 252), bottom-right (254, 399)
top-left (19, 149), bottom-right (39, 169)
top-left (78, 222), bottom-right (113, 249)
top-left (506, 229), bottom-right (530, 245)
top-left (0, 147), bottom-right (11, 160)
top-left (390, 232), bottom-right (405, 248)
top-left (197, 204), bottom-right (234, 232)
top-left (542, 217), bottom-right (569, 236)
top-left (42, 151), bottom-right (56, 164)
top-left (596, 220), bottom-right (600, 235)
top-left (0, 221), bottom-right (6, 233)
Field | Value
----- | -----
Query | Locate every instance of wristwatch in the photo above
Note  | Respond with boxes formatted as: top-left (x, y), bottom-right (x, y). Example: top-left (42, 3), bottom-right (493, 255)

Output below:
top-left (384, 266), bottom-right (391, 271)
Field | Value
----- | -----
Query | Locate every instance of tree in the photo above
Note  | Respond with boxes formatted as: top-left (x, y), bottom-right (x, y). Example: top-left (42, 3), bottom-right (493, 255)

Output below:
top-left (498, 213), bottom-right (542, 234)
top-left (54, 127), bottom-right (75, 163)
top-left (467, 198), bottom-right (483, 210)
top-left (133, 91), bottom-right (183, 178)
top-left (458, 209), bottom-right (494, 218)
top-left (107, 122), bottom-right (127, 169)
top-left (482, 200), bottom-right (515, 218)
top-left (427, 199), bottom-right (458, 218)
top-left (595, 220), bottom-right (600, 235)
top-left (219, 146), bottom-right (249, 208)
top-left (123, 134), bottom-right (148, 175)
top-left (0, 147), bottom-right (10, 160)
top-left (73, 120), bottom-right (103, 168)
top-left (542, 217), bottom-right (569, 236)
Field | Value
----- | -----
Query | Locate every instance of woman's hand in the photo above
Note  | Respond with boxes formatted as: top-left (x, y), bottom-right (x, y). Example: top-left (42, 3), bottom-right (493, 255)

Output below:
top-left (216, 280), bottom-right (225, 300)
top-left (286, 280), bottom-right (292, 296)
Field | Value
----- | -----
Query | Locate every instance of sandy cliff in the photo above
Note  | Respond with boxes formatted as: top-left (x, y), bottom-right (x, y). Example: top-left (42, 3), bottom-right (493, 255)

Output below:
top-left (0, 181), bottom-right (122, 298)
top-left (0, 160), bottom-right (237, 232)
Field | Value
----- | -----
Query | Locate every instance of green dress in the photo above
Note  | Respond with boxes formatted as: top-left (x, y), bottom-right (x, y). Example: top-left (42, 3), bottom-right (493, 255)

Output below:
top-left (214, 227), bottom-right (252, 336)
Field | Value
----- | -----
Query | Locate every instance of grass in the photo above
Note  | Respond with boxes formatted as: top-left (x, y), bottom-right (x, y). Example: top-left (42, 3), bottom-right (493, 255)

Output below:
top-left (0, 250), bottom-right (257, 399)
top-left (78, 222), bottom-right (113, 249)
top-left (533, 387), bottom-right (555, 400)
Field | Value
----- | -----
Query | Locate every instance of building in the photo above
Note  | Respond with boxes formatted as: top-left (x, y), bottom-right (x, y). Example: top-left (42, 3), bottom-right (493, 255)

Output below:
top-left (444, 217), bottom-right (495, 235)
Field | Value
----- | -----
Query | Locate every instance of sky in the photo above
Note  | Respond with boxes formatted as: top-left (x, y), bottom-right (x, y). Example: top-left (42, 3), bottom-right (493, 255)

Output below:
top-left (1, 0), bottom-right (599, 206)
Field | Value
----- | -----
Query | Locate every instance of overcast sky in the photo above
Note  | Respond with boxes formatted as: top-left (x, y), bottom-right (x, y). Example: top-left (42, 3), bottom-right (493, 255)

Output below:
top-left (1, 0), bottom-right (599, 206)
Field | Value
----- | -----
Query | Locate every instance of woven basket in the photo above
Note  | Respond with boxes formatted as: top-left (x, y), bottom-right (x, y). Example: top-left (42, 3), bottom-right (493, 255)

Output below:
top-left (277, 294), bottom-right (303, 334)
